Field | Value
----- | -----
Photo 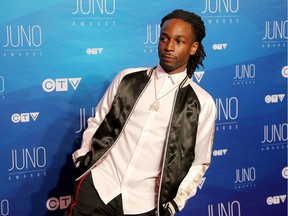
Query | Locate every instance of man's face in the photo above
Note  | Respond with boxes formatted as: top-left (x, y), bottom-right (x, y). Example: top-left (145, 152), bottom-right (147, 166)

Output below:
top-left (158, 18), bottom-right (199, 74)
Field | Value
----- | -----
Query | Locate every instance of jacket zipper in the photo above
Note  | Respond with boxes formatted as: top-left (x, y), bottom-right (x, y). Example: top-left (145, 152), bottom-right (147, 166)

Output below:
top-left (156, 88), bottom-right (179, 216)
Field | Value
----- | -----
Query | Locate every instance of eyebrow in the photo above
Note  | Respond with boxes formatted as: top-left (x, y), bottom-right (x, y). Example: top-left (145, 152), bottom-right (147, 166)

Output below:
top-left (160, 32), bottom-right (187, 38)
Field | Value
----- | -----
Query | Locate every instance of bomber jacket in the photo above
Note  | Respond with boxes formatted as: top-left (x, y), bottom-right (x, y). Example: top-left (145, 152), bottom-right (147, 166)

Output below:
top-left (73, 66), bottom-right (216, 215)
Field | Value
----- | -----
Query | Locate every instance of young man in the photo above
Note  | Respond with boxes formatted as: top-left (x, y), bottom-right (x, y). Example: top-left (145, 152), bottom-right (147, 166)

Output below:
top-left (65, 9), bottom-right (216, 216)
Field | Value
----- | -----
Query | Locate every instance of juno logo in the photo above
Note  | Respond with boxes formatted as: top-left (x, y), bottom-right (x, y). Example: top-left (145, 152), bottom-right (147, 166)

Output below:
top-left (72, 0), bottom-right (116, 27)
top-left (72, 0), bottom-right (116, 15)
top-left (0, 76), bottom-right (4, 93)
top-left (3, 24), bottom-right (43, 57)
top-left (3, 25), bottom-right (42, 48)
top-left (201, 0), bottom-right (240, 24)
top-left (42, 78), bottom-right (81, 92)
top-left (208, 200), bottom-right (241, 216)
top-left (0, 199), bottom-right (9, 216)
top-left (202, 0), bottom-right (240, 14)
top-left (215, 96), bottom-right (239, 131)
top-left (144, 24), bottom-right (160, 53)
top-left (11, 112), bottom-right (39, 123)
top-left (262, 20), bottom-right (287, 48)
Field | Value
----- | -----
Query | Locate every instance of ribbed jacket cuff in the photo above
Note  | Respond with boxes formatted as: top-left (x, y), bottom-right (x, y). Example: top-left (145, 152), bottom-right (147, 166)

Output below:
top-left (170, 200), bottom-right (179, 213)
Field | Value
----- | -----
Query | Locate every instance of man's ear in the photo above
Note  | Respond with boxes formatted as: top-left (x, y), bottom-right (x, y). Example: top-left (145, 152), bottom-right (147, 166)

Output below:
top-left (190, 41), bottom-right (199, 55)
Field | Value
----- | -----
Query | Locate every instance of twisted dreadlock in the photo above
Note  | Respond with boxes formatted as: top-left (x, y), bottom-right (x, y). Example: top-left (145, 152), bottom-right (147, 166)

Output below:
top-left (160, 9), bottom-right (206, 78)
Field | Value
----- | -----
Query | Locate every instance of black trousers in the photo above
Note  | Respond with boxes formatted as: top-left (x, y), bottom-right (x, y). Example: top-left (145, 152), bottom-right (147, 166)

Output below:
top-left (64, 173), bottom-right (156, 216)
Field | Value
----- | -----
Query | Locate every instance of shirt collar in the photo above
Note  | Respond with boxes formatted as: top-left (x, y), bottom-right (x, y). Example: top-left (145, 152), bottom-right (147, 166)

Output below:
top-left (155, 65), bottom-right (187, 84)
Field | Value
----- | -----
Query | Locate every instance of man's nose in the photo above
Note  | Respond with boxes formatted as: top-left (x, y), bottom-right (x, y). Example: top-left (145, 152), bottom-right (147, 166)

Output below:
top-left (165, 41), bottom-right (175, 51)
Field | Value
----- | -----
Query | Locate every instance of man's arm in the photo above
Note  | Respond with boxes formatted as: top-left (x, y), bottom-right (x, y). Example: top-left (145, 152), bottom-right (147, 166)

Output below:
top-left (72, 70), bottom-right (125, 165)
top-left (171, 91), bottom-right (216, 212)
top-left (72, 68), bottom-right (150, 165)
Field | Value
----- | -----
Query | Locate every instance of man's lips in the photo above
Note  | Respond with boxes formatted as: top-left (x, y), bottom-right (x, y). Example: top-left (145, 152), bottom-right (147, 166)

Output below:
top-left (161, 53), bottom-right (176, 60)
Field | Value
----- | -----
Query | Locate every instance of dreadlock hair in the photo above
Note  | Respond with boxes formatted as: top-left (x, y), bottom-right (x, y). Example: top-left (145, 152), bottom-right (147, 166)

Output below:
top-left (160, 9), bottom-right (206, 78)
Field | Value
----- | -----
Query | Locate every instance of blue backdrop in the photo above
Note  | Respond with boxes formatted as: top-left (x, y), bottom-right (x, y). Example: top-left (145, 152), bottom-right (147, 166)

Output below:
top-left (0, 0), bottom-right (287, 215)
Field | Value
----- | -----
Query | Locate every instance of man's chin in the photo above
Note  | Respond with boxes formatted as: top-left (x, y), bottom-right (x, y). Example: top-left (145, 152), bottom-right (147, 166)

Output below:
top-left (160, 63), bottom-right (175, 73)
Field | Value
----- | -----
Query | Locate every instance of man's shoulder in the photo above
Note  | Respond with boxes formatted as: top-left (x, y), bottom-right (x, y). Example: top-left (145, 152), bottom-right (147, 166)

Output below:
top-left (119, 67), bottom-right (151, 76)
top-left (189, 80), bottom-right (214, 104)
top-left (113, 67), bottom-right (152, 82)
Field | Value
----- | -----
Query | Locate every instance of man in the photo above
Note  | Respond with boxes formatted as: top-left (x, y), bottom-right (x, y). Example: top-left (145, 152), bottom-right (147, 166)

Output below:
top-left (65, 9), bottom-right (216, 216)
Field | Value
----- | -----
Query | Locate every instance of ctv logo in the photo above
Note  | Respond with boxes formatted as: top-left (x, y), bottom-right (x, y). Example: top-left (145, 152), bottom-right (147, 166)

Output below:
top-left (11, 112), bottom-right (39, 123)
top-left (265, 94), bottom-right (285, 103)
top-left (266, 195), bottom-right (286, 205)
top-left (86, 48), bottom-right (103, 55)
top-left (42, 78), bottom-right (81, 92)
top-left (194, 71), bottom-right (205, 83)
top-left (282, 167), bottom-right (288, 179)
top-left (46, 196), bottom-right (71, 211)
top-left (213, 149), bottom-right (228, 156)
top-left (213, 43), bottom-right (228, 50)
top-left (282, 66), bottom-right (288, 78)
top-left (198, 177), bottom-right (206, 189)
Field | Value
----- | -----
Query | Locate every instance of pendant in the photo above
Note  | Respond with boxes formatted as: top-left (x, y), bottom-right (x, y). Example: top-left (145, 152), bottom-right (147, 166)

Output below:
top-left (149, 100), bottom-right (160, 112)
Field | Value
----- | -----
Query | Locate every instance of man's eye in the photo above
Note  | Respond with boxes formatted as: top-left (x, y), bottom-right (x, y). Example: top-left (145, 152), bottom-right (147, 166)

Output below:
top-left (160, 37), bottom-right (168, 42)
top-left (176, 40), bottom-right (184, 44)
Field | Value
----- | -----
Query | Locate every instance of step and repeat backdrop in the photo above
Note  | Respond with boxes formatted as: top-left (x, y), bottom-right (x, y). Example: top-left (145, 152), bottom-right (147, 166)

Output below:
top-left (0, 0), bottom-right (287, 215)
